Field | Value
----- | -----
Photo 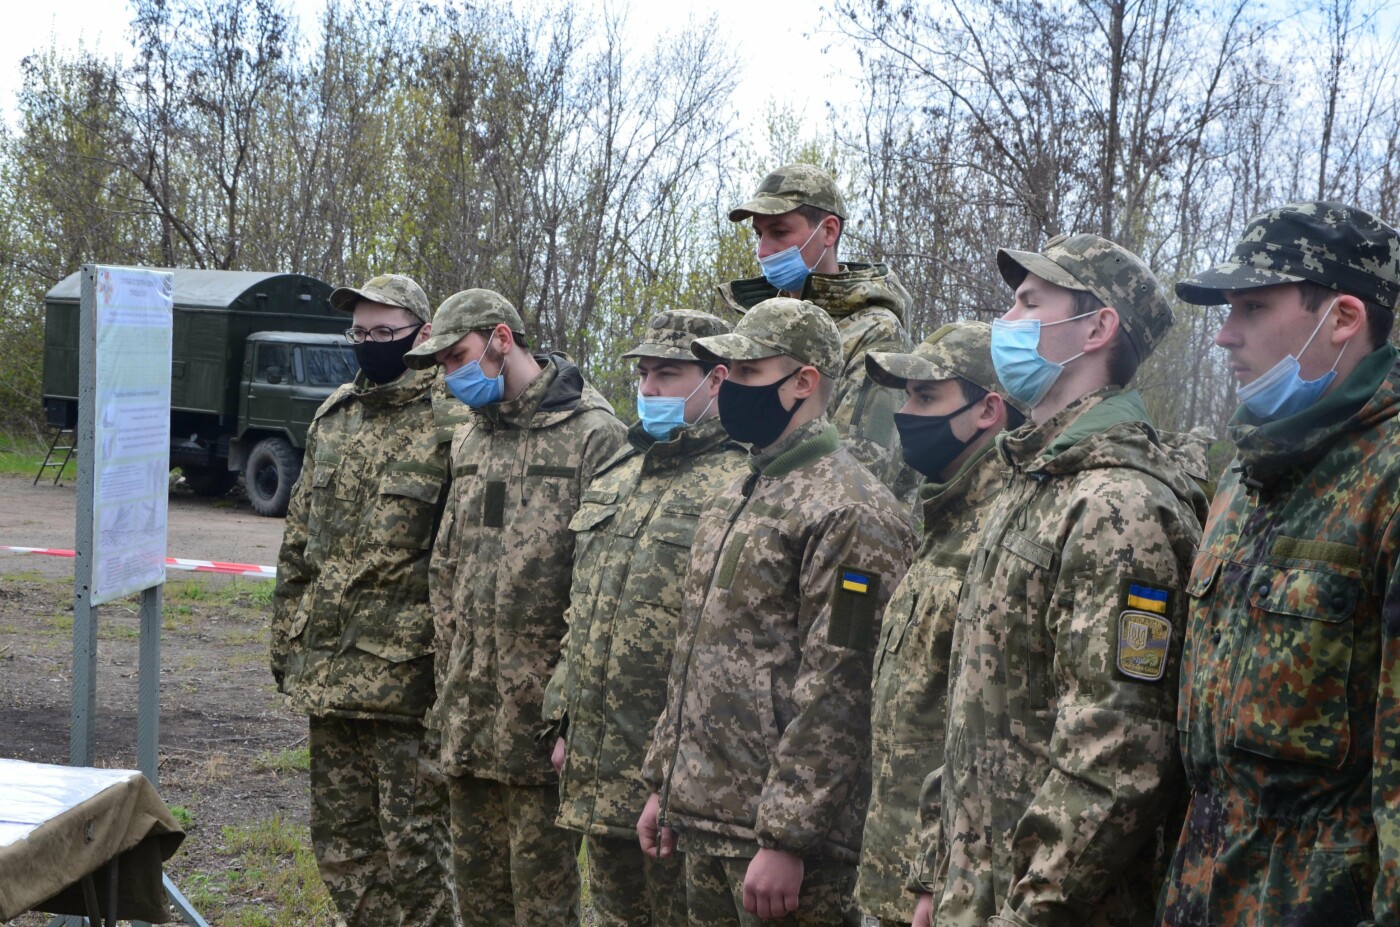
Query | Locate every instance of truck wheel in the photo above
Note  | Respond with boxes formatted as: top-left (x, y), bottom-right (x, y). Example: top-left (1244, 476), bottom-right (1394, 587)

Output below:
top-left (181, 466), bottom-right (238, 498)
top-left (245, 437), bottom-right (301, 517)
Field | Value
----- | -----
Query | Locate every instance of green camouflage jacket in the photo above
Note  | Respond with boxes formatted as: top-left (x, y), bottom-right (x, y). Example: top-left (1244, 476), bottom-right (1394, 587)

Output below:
top-left (854, 442), bottom-right (1004, 922)
top-left (717, 263), bottom-right (916, 493)
top-left (934, 387), bottom-right (1206, 927)
top-left (642, 416), bottom-right (916, 862)
top-left (1161, 344), bottom-right (1400, 927)
top-left (429, 355), bottom-right (627, 784)
top-left (270, 367), bottom-right (449, 722)
top-left (543, 416), bottom-right (746, 839)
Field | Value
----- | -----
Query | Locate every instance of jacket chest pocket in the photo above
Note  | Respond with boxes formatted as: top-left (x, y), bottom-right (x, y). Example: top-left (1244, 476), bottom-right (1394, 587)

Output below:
top-left (373, 467), bottom-right (446, 550)
top-left (1232, 562), bottom-right (1360, 768)
top-left (995, 528), bottom-right (1057, 712)
top-left (304, 457), bottom-right (340, 559)
top-left (567, 489), bottom-right (619, 570)
top-left (632, 500), bottom-right (703, 610)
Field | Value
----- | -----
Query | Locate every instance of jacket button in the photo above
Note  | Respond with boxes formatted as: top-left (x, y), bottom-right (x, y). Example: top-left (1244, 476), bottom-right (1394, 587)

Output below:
top-left (1332, 594), bottom-right (1348, 610)
top-left (1211, 631), bottom-right (1222, 645)
top-left (1255, 584), bottom-right (1270, 598)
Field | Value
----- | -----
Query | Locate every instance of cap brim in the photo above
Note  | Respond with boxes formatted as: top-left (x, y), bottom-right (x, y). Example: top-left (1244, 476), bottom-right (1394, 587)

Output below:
top-left (403, 331), bottom-right (469, 369)
top-left (865, 351), bottom-right (957, 390)
top-left (329, 286), bottom-right (365, 314)
top-left (728, 194), bottom-right (801, 222)
top-left (1174, 261), bottom-right (1308, 305)
top-left (621, 343), bottom-right (704, 361)
top-left (997, 248), bottom-right (1091, 294)
top-left (691, 332), bottom-right (783, 365)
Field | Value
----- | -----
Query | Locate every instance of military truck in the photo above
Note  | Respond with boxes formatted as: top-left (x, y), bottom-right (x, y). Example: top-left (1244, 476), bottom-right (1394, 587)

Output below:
top-left (42, 268), bottom-right (357, 517)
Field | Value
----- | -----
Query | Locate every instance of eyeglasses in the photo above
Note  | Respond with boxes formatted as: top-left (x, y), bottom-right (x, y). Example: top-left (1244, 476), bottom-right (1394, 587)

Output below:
top-left (344, 322), bottom-right (422, 344)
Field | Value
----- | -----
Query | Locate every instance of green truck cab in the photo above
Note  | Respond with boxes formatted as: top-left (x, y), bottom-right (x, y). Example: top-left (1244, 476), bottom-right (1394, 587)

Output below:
top-left (42, 268), bottom-right (357, 517)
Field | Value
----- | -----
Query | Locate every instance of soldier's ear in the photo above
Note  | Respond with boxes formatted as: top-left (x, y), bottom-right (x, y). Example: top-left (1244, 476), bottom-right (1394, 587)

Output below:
top-left (414, 322), bottom-right (433, 348)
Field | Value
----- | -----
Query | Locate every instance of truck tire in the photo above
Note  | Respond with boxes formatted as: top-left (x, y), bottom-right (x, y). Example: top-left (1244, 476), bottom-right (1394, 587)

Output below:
top-left (181, 466), bottom-right (238, 498)
top-left (245, 437), bottom-right (301, 517)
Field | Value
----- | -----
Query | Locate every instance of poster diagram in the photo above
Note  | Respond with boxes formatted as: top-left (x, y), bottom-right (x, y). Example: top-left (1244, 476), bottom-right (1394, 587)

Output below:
top-left (90, 266), bottom-right (174, 605)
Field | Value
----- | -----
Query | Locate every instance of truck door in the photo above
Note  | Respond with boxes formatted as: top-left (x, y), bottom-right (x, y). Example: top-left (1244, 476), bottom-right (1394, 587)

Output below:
top-left (243, 341), bottom-right (296, 434)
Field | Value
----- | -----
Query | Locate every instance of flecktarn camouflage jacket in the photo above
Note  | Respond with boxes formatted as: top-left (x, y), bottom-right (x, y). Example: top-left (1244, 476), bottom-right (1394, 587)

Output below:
top-left (1161, 344), bottom-right (1400, 927)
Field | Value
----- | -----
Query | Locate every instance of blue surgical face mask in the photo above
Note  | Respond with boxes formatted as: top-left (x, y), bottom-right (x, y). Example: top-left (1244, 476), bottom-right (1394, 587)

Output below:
top-left (757, 222), bottom-right (827, 293)
top-left (1237, 297), bottom-right (1346, 421)
top-left (636, 374), bottom-right (713, 441)
top-left (444, 336), bottom-right (505, 407)
top-left (990, 311), bottom-right (1095, 408)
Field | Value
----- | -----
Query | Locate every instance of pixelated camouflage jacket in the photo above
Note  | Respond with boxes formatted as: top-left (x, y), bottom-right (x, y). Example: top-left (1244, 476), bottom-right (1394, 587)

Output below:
top-left (271, 367), bottom-right (450, 722)
top-left (934, 387), bottom-right (1206, 927)
top-left (429, 355), bottom-right (628, 784)
top-left (641, 416), bottom-right (916, 862)
top-left (542, 416), bottom-right (746, 839)
top-left (1161, 343), bottom-right (1400, 927)
top-left (717, 263), bottom-right (917, 494)
top-left (854, 441), bottom-right (1004, 922)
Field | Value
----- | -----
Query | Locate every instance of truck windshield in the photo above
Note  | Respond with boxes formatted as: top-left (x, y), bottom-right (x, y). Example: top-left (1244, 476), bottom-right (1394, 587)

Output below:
top-left (300, 345), bottom-right (357, 386)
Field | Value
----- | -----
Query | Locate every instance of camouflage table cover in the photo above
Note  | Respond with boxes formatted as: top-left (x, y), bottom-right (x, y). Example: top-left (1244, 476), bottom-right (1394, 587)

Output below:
top-left (0, 759), bottom-right (185, 922)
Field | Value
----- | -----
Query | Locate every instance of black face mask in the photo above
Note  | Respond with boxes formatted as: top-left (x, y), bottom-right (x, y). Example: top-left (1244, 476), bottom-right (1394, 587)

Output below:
top-left (718, 367), bottom-right (803, 448)
top-left (354, 325), bottom-right (422, 385)
top-left (895, 398), bottom-right (984, 481)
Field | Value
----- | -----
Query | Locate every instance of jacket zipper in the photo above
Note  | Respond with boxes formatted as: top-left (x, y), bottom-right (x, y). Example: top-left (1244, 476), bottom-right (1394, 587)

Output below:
top-left (658, 469), bottom-right (759, 830)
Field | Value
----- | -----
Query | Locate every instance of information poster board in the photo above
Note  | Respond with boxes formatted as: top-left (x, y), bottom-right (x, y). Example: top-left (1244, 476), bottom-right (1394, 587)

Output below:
top-left (89, 266), bottom-right (174, 605)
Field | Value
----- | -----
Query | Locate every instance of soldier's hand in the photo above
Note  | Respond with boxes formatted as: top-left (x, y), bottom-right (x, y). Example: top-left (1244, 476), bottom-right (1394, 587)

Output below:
top-left (743, 847), bottom-right (803, 919)
top-left (551, 736), bottom-right (566, 774)
top-left (637, 792), bottom-right (675, 859)
top-left (912, 891), bottom-right (934, 927)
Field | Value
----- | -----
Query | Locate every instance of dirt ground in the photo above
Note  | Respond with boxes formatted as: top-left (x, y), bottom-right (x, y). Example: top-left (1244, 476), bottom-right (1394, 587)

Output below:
top-left (0, 474), bottom-right (330, 925)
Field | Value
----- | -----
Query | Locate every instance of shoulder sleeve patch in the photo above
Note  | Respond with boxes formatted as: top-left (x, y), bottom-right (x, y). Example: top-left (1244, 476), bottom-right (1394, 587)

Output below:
top-left (830, 567), bottom-right (881, 651)
top-left (1116, 610), bottom-right (1172, 681)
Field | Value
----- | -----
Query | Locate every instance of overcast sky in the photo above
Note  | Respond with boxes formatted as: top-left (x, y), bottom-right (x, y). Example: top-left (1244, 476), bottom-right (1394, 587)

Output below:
top-left (1, 0), bottom-right (864, 132)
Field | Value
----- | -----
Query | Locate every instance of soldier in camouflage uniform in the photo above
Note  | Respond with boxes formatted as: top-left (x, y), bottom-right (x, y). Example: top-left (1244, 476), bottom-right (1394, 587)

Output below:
top-left (853, 321), bottom-right (1025, 927)
top-left (403, 289), bottom-right (628, 927)
top-left (720, 164), bottom-right (916, 493)
top-left (1161, 202), bottom-right (1400, 926)
top-left (638, 297), bottom-right (916, 926)
top-left (931, 235), bottom-right (1207, 927)
top-left (270, 274), bottom-right (456, 927)
top-left (542, 310), bottom-right (747, 927)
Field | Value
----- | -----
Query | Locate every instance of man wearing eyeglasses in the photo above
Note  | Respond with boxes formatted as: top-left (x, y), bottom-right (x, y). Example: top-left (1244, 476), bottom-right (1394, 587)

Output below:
top-left (271, 274), bottom-right (458, 927)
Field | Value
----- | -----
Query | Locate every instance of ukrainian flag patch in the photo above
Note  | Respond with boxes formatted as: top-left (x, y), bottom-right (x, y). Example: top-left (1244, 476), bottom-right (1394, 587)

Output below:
top-left (831, 566), bottom-right (881, 651)
top-left (842, 570), bottom-right (870, 594)
top-left (1125, 582), bottom-right (1169, 614)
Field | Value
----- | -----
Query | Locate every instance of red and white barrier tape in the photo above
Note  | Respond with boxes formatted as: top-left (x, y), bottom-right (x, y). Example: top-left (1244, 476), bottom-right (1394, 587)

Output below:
top-left (1, 546), bottom-right (276, 579)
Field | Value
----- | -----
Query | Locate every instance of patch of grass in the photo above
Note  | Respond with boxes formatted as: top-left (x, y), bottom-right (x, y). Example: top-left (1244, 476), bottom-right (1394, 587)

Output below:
top-left (253, 746), bottom-right (311, 774)
top-left (1, 570), bottom-right (53, 585)
top-left (224, 626), bottom-right (267, 646)
top-left (0, 437), bottom-right (76, 480)
top-left (98, 623), bottom-right (140, 641)
top-left (47, 612), bottom-right (73, 634)
top-left (169, 804), bottom-right (196, 829)
top-left (174, 816), bottom-right (333, 926)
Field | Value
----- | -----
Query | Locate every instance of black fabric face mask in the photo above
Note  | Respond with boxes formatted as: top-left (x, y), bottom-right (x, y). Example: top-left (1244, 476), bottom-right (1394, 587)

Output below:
top-left (895, 398), bottom-right (983, 480)
top-left (354, 326), bottom-right (422, 385)
top-left (718, 367), bottom-right (803, 448)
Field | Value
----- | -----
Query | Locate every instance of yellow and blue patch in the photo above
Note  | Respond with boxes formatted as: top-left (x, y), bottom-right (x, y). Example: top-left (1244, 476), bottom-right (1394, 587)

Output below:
top-left (841, 570), bottom-right (870, 594)
top-left (831, 566), bottom-right (881, 651)
top-left (1125, 583), bottom-right (1169, 614)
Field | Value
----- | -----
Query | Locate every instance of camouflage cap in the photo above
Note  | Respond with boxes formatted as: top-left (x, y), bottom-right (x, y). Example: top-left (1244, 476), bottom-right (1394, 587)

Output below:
top-left (865, 319), bottom-right (1026, 410)
top-left (329, 274), bottom-right (431, 323)
top-left (692, 297), bottom-right (842, 378)
top-left (1175, 200), bottom-right (1400, 308)
top-left (403, 288), bottom-right (528, 370)
top-left (728, 163), bottom-right (847, 222)
top-left (997, 233), bottom-right (1174, 361)
top-left (622, 310), bottom-right (731, 361)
